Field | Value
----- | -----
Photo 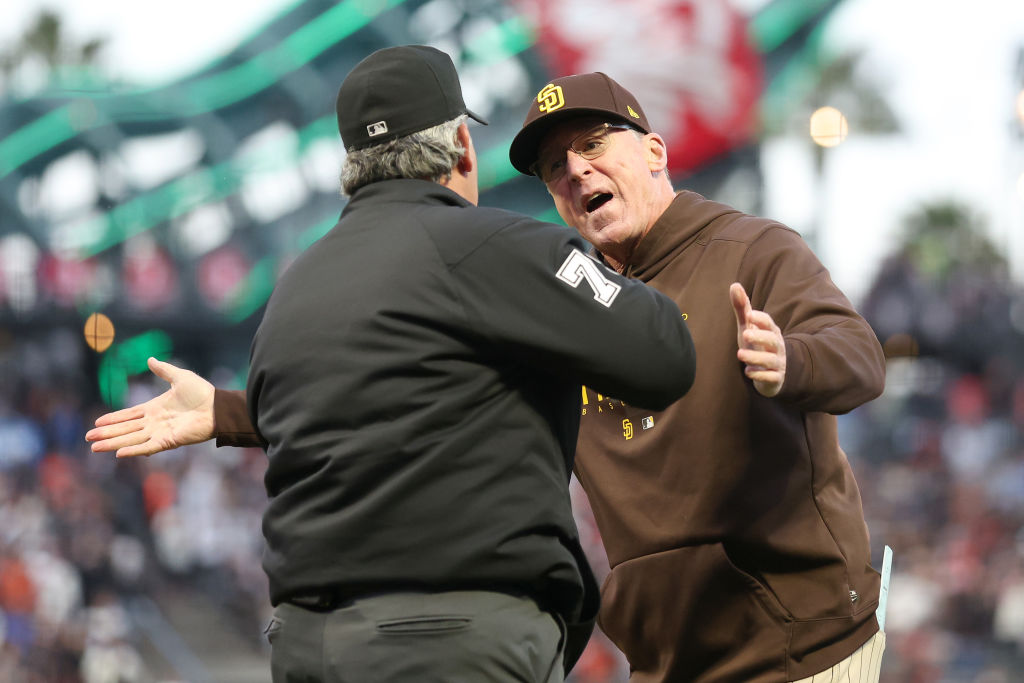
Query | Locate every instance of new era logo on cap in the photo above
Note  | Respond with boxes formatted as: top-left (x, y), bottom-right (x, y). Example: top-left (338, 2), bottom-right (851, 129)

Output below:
top-left (367, 121), bottom-right (388, 137)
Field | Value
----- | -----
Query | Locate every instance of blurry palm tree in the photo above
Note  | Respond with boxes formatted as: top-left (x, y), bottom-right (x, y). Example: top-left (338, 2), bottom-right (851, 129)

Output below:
top-left (862, 198), bottom-right (1019, 369)
top-left (803, 49), bottom-right (900, 250)
top-left (899, 200), bottom-right (1007, 284)
top-left (762, 44), bottom-right (901, 250)
top-left (805, 48), bottom-right (900, 164)
top-left (0, 9), bottom-right (106, 95)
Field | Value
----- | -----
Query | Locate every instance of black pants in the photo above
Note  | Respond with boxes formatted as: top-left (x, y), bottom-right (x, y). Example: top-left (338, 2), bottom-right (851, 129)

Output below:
top-left (266, 590), bottom-right (565, 682)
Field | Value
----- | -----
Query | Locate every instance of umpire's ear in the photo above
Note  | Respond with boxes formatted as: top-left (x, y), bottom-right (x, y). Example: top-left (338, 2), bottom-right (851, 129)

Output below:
top-left (455, 122), bottom-right (476, 176)
top-left (444, 122), bottom-right (479, 205)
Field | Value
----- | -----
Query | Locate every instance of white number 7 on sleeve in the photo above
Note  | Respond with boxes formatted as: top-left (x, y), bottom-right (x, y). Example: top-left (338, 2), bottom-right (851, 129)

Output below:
top-left (556, 249), bottom-right (622, 308)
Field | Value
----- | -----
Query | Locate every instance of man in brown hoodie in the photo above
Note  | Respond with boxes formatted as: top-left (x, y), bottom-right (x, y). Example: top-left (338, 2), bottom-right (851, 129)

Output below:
top-left (507, 72), bottom-right (887, 682)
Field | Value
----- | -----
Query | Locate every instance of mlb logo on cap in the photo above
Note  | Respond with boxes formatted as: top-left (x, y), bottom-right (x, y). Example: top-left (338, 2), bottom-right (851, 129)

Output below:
top-left (367, 121), bottom-right (388, 137)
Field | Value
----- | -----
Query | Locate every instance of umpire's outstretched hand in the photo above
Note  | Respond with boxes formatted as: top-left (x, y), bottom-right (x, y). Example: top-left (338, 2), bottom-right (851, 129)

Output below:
top-left (86, 357), bottom-right (215, 458)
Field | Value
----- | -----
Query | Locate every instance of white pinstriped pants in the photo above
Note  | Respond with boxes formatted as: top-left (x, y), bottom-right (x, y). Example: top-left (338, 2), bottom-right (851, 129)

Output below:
top-left (789, 630), bottom-right (886, 683)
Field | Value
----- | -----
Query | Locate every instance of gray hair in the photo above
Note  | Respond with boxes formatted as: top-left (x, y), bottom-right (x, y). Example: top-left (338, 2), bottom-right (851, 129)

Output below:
top-left (340, 115), bottom-right (467, 196)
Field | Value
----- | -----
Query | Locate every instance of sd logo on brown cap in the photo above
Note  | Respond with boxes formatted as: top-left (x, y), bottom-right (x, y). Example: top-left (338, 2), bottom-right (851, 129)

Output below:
top-left (509, 72), bottom-right (651, 176)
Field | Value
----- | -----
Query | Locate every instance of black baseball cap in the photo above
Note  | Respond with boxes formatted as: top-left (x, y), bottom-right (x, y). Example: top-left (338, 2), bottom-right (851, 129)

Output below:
top-left (336, 45), bottom-right (488, 152)
top-left (509, 72), bottom-right (651, 175)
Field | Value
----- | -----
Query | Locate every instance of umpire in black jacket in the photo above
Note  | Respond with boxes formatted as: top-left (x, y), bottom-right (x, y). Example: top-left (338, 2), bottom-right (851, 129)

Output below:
top-left (86, 45), bottom-right (696, 683)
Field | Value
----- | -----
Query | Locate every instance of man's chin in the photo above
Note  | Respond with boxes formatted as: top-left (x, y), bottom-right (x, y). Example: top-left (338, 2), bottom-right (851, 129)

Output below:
top-left (584, 220), bottom-right (623, 245)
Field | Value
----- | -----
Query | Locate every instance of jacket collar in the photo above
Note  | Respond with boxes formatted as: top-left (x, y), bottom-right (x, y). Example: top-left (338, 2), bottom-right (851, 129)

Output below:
top-left (343, 179), bottom-right (472, 215)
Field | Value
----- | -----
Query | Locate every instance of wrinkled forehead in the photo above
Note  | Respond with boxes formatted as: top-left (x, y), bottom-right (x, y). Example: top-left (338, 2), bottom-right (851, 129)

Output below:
top-left (536, 115), bottom-right (610, 155)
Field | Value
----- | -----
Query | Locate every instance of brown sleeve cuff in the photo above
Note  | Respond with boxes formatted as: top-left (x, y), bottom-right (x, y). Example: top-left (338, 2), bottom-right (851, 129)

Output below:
top-left (213, 388), bottom-right (265, 448)
top-left (775, 337), bottom-right (804, 402)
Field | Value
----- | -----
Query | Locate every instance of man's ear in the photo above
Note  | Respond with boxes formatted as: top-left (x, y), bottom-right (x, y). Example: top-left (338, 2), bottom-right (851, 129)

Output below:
top-left (455, 123), bottom-right (475, 175)
top-left (644, 133), bottom-right (669, 174)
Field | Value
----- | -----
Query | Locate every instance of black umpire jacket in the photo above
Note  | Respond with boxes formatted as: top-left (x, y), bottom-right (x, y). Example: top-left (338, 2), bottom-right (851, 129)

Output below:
top-left (243, 178), bottom-right (696, 672)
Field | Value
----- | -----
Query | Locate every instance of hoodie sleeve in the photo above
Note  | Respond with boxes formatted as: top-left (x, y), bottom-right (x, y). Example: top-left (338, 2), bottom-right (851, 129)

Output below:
top-left (451, 216), bottom-right (696, 411)
top-left (213, 389), bottom-right (265, 448)
top-left (739, 224), bottom-right (885, 414)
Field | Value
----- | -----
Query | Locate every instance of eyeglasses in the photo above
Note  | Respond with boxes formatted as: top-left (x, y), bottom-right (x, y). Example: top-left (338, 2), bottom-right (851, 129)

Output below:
top-left (530, 122), bottom-right (637, 184)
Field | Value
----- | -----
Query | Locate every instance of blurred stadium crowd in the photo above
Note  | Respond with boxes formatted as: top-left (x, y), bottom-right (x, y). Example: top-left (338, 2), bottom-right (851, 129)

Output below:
top-left (0, 209), bottom-right (1023, 682)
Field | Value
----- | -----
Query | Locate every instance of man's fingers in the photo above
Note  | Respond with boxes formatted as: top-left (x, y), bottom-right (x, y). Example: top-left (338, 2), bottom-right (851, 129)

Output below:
top-left (148, 356), bottom-right (176, 383)
top-left (741, 329), bottom-right (782, 352)
top-left (115, 443), bottom-right (160, 459)
top-left (93, 405), bottom-right (146, 428)
top-left (86, 421), bottom-right (144, 442)
top-left (731, 293), bottom-right (786, 399)
top-left (745, 310), bottom-right (778, 331)
top-left (90, 429), bottom-right (151, 454)
top-left (730, 283), bottom-right (750, 328)
top-left (746, 367), bottom-right (784, 385)
top-left (737, 348), bottom-right (781, 369)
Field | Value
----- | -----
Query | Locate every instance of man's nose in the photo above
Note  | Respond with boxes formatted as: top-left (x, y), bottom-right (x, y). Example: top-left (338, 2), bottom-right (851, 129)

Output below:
top-left (564, 151), bottom-right (592, 180)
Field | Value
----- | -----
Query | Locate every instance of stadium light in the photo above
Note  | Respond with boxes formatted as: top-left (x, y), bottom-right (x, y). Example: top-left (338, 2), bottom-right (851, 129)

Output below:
top-left (809, 106), bottom-right (848, 147)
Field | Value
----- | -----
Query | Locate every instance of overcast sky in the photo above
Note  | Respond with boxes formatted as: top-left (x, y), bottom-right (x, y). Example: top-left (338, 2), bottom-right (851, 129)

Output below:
top-left (4, 0), bottom-right (1024, 303)
top-left (783, 0), bottom-right (1024, 302)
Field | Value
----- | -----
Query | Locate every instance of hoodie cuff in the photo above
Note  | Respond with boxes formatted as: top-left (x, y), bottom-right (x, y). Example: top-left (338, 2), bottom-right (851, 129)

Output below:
top-left (213, 388), bottom-right (264, 448)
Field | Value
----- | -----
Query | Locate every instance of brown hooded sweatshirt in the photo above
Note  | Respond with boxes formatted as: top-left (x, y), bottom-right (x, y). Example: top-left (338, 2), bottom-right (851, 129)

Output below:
top-left (575, 191), bottom-right (886, 682)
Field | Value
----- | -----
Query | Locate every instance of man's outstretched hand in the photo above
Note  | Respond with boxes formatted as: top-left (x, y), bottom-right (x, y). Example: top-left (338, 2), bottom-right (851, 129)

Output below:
top-left (730, 283), bottom-right (786, 398)
top-left (86, 357), bottom-right (216, 458)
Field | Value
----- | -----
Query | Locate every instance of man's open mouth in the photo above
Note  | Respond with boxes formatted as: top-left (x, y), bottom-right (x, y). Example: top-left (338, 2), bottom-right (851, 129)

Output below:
top-left (585, 193), bottom-right (613, 213)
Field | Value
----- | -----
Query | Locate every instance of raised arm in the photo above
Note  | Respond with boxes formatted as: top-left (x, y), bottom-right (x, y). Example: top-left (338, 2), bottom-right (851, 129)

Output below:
top-left (739, 225), bottom-right (885, 414)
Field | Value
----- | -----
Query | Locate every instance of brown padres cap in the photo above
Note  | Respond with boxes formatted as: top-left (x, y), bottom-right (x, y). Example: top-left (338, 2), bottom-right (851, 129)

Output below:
top-left (336, 45), bottom-right (487, 152)
top-left (509, 72), bottom-right (651, 175)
